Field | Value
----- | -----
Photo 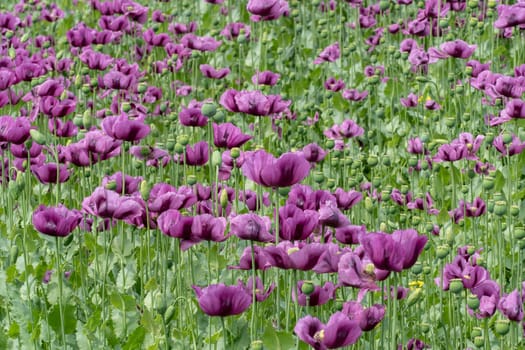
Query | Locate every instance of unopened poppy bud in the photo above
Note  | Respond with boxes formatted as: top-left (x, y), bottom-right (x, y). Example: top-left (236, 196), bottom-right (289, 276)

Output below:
top-left (230, 147), bottom-right (241, 159)
top-left (364, 197), bottom-right (373, 212)
top-left (105, 180), bottom-right (117, 191)
top-left (467, 294), bottom-right (480, 310)
top-left (473, 336), bottom-right (484, 347)
top-left (379, 222), bottom-right (388, 232)
top-left (201, 103), bottom-right (217, 118)
top-left (5, 30), bottom-right (13, 39)
top-left (137, 83), bottom-right (148, 93)
top-left (411, 262), bottom-right (423, 275)
top-left (407, 288), bottom-right (422, 306)
top-left (502, 132), bottom-right (513, 144)
top-left (488, 0), bottom-right (496, 8)
top-left (515, 227), bottom-right (525, 240)
top-left (301, 281), bottom-right (315, 296)
top-left (494, 201), bottom-right (506, 216)
top-left (421, 323), bottom-right (430, 333)
top-left (178, 135), bottom-right (189, 146)
top-left (482, 177), bottom-right (494, 190)
top-left (140, 180), bottom-right (152, 200)
top-left (494, 320), bottom-right (510, 336)
top-left (220, 189), bottom-right (229, 209)
top-left (325, 139), bottom-right (335, 149)
top-left (29, 129), bottom-right (47, 145)
top-left (449, 278), bottom-right (463, 294)
top-left (187, 175), bottom-right (197, 186)
top-left (211, 150), bottom-right (222, 168)
top-left (250, 340), bottom-right (263, 350)
top-left (164, 305), bottom-right (176, 323)
top-left (436, 245), bottom-right (449, 259)
top-left (313, 171), bottom-right (325, 184)
top-left (121, 102), bottom-right (131, 113)
top-left (9, 245), bottom-right (18, 265)
top-left (174, 143), bottom-right (184, 154)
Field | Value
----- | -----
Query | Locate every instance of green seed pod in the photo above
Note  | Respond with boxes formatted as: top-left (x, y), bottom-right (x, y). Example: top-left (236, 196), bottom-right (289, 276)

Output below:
top-left (278, 186), bottom-right (290, 197)
top-left (482, 177), bottom-right (494, 190)
top-left (301, 281), bottom-right (315, 296)
top-left (187, 175), bottom-right (197, 186)
top-left (411, 262), bottom-right (423, 275)
top-left (471, 327), bottom-right (482, 338)
top-left (313, 171), bottom-right (325, 184)
top-left (510, 205), bottom-right (520, 217)
top-left (121, 102), bottom-right (131, 113)
top-left (422, 266), bottom-right (431, 275)
top-left (201, 103), bottom-right (217, 118)
top-left (515, 227), bottom-right (525, 240)
top-left (29, 129), bottom-right (46, 145)
top-left (502, 132), bottom-right (513, 144)
top-left (436, 245), bottom-right (449, 259)
top-left (493, 201), bottom-right (507, 216)
top-left (420, 323), bottom-right (430, 333)
top-left (251, 340), bottom-right (264, 350)
top-left (449, 278), bottom-right (463, 294)
top-left (444, 117), bottom-right (456, 128)
top-left (467, 294), bottom-right (480, 310)
top-left (230, 147), bottom-right (241, 159)
top-left (105, 180), bottom-right (117, 191)
top-left (140, 180), bottom-right (152, 200)
top-left (178, 134), bottom-right (189, 146)
top-left (473, 336), bottom-right (484, 347)
top-left (494, 320), bottom-right (510, 336)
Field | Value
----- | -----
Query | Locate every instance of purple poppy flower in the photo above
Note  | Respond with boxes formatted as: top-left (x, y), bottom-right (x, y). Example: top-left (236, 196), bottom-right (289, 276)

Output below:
top-left (407, 137), bottom-right (425, 154)
top-left (192, 283), bottom-right (252, 317)
top-left (32, 204), bottom-right (82, 237)
top-left (67, 23), bottom-right (95, 47)
top-left (440, 39), bottom-right (476, 59)
top-left (200, 64), bottom-right (230, 79)
top-left (181, 34), bottom-right (221, 51)
top-left (143, 28), bottom-right (172, 47)
top-left (424, 99), bottom-right (441, 110)
top-left (501, 99), bottom-right (525, 120)
top-left (252, 70), bottom-right (280, 86)
top-left (314, 42), bottom-right (340, 64)
top-left (102, 172), bottom-right (142, 195)
top-left (433, 143), bottom-right (467, 162)
top-left (466, 60), bottom-right (491, 78)
top-left (179, 107), bottom-right (208, 127)
top-left (10, 142), bottom-right (42, 159)
top-left (342, 89), bottom-right (369, 102)
top-left (157, 210), bottom-right (196, 247)
top-left (102, 113), bottom-right (150, 142)
top-left (335, 225), bottom-right (366, 245)
top-left (229, 245), bottom-right (272, 270)
top-left (400, 93), bottom-right (419, 108)
top-left (319, 201), bottom-right (350, 228)
top-left (101, 70), bottom-right (136, 90)
top-left (301, 143), bottom-right (327, 164)
top-left (360, 229), bottom-right (427, 272)
top-left (247, 0), bottom-right (289, 21)
top-left (191, 214), bottom-right (228, 245)
top-left (469, 280), bottom-right (500, 319)
top-left (294, 312), bottom-right (362, 349)
top-left (220, 22), bottom-right (251, 41)
top-left (499, 289), bottom-right (524, 322)
top-left (324, 77), bottom-right (345, 92)
top-left (264, 242), bottom-right (326, 270)
top-left (39, 96), bottom-right (76, 118)
top-left (0, 69), bottom-right (16, 91)
top-left (493, 133), bottom-right (525, 156)
top-left (130, 146), bottom-right (170, 168)
top-left (238, 189), bottom-right (270, 211)
top-left (398, 338), bottom-right (430, 350)
top-left (338, 250), bottom-right (388, 290)
top-left (213, 122), bottom-right (252, 149)
top-left (312, 243), bottom-right (349, 273)
top-left (148, 184), bottom-right (197, 213)
top-left (341, 119), bottom-right (365, 138)
top-left (242, 150), bottom-right (310, 188)
top-left (238, 276), bottom-right (275, 302)
top-left (82, 187), bottom-right (144, 221)
top-left (230, 213), bottom-right (274, 242)
top-left (342, 301), bottom-right (386, 331)
top-left (180, 141), bottom-right (209, 166)
top-left (31, 163), bottom-right (70, 184)
top-left (294, 281), bottom-right (336, 306)
top-left (334, 188), bottom-right (362, 210)
top-left (0, 116), bottom-right (31, 144)
top-left (278, 204), bottom-right (319, 241)
top-left (494, 3), bottom-right (525, 29)
top-left (48, 118), bottom-right (78, 138)
top-left (79, 48), bottom-right (113, 70)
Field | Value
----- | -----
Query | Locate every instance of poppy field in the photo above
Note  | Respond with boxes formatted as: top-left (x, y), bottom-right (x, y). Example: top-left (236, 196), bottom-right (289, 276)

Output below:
top-left (2, 0), bottom-right (525, 349)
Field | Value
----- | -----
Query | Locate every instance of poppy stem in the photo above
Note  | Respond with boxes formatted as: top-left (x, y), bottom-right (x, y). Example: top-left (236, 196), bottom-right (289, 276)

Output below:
top-left (220, 317), bottom-right (227, 349)
top-left (55, 236), bottom-right (66, 349)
